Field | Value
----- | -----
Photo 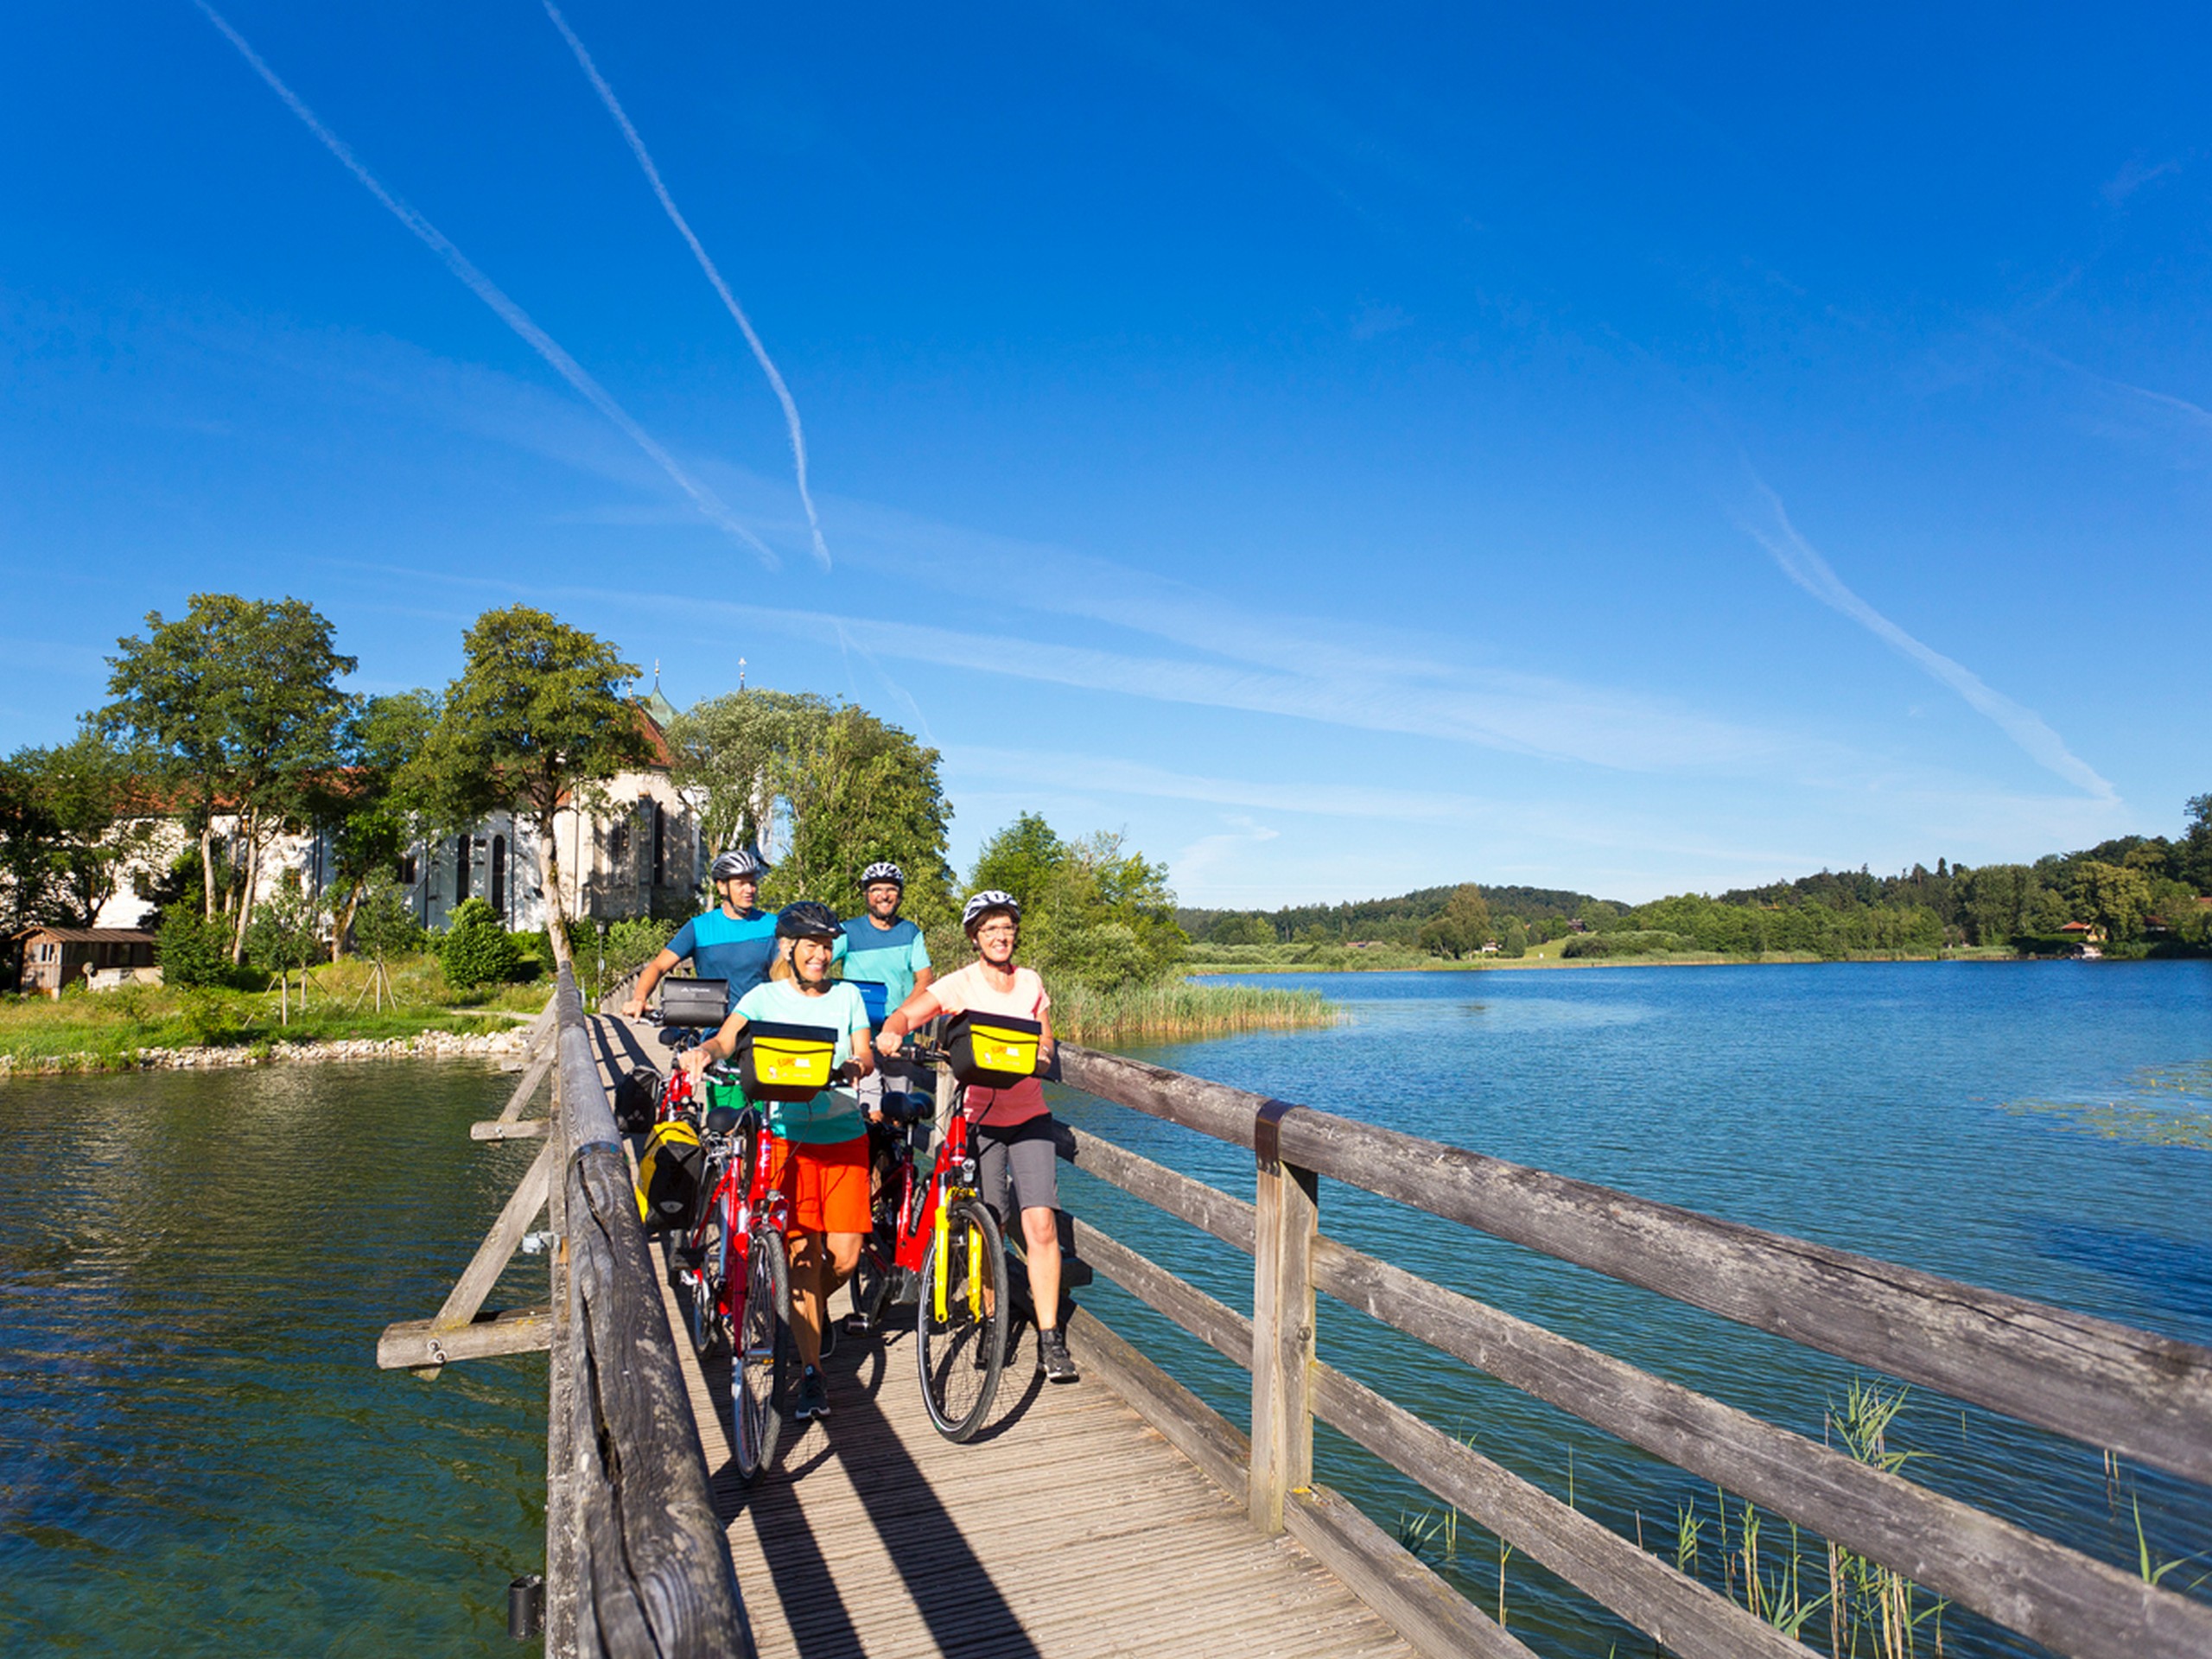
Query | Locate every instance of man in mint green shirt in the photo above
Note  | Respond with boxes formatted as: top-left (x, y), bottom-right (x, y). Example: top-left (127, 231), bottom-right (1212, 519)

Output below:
top-left (835, 861), bottom-right (934, 1112)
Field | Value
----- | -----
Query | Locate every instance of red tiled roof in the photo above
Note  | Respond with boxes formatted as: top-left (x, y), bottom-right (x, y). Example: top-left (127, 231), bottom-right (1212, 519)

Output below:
top-left (13, 926), bottom-right (156, 944)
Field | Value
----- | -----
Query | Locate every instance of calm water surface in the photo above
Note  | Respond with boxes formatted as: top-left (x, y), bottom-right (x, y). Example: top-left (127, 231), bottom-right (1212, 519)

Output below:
top-left (1056, 960), bottom-right (2212, 1656)
top-left (5, 965), bottom-right (2209, 1655)
top-left (0, 1060), bottom-right (546, 1656)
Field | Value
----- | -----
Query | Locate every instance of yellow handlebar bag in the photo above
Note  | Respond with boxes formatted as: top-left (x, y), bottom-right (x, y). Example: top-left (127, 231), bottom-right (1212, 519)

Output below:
top-left (736, 1020), bottom-right (840, 1103)
top-left (945, 1012), bottom-right (1042, 1089)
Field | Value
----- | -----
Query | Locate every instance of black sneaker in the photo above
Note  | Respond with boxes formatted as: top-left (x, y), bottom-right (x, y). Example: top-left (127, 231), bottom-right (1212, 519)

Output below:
top-left (794, 1367), bottom-right (831, 1421)
top-left (1038, 1328), bottom-right (1078, 1383)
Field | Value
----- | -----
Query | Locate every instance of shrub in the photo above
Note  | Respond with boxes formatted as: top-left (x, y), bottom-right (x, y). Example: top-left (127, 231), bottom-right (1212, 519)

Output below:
top-left (157, 910), bottom-right (233, 988)
top-left (439, 897), bottom-right (519, 990)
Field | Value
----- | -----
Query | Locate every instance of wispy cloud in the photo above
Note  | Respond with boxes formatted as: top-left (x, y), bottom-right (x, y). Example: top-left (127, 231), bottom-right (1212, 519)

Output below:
top-left (1738, 470), bottom-right (2119, 802)
top-left (192, 1), bottom-right (779, 566)
top-left (541, 2), bottom-right (831, 569)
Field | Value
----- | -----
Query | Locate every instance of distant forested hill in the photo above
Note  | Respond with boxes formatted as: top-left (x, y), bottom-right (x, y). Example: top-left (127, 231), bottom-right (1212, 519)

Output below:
top-left (1179, 791), bottom-right (2212, 961)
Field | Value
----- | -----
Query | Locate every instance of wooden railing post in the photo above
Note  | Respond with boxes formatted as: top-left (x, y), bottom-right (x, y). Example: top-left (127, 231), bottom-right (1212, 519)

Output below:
top-left (1249, 1100), bottom-right (1317, 1535)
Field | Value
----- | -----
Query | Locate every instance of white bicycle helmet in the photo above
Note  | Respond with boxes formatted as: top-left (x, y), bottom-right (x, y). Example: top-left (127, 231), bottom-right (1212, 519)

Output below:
top-left (860, 861), bottom-right (905, 891)
top-left (962, 889), bottom-right (1020, 935)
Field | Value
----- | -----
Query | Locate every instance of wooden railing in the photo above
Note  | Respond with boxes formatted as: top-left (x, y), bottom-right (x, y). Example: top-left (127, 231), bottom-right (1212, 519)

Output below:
top-left (543, 965), bottom-right (748, 1658)
top-left (1052, 1045), bottom-right (2212, 1659)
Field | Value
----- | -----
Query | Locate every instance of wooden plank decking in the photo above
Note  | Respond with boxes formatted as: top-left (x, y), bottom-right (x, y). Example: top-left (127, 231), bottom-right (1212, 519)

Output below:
top-left (588, 1014), bottom-right (1419, 1659)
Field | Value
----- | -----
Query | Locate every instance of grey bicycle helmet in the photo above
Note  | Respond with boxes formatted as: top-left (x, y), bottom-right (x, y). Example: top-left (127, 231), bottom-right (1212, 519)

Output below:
top-left (775, 900), bottom-right (842, 942)
top-left (962, 889), bottom-right (1020, 935)
top-left (860, 860), bottom-right (905, 891)
top-left (709, 845), bottom-right (771, 883)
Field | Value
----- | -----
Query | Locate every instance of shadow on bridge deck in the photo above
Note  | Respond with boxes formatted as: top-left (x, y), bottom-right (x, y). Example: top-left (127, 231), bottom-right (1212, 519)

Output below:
top-left (592, 1013), bottom-right (1414, 1659)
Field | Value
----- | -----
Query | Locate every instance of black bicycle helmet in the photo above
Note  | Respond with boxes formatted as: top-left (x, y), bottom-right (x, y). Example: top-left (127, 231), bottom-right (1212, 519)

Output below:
top-left (709, 845), bottom-right (770, 883)
top-left (860, 860), bottom-right (905, 891)
top-left (775, 900), bottom-right (842, 942)
top-left (962, 889), bottom-right (1020, 935)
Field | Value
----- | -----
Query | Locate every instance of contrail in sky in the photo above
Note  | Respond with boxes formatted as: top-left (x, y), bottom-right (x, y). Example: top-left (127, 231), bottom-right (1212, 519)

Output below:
top-left (1741, 474), bottom-right (2118, 802)
top-left (193, 1), bottom-right (779, 567)
top-left (543, 1), bottom-right (832, 570)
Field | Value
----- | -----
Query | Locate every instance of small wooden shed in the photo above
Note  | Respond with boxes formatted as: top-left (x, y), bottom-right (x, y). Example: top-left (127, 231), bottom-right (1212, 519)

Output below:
top-left (14, 926), bottom-right (159, 997)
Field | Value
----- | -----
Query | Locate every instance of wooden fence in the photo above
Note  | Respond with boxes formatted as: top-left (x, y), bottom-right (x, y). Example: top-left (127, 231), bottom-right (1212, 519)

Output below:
top-left (1052, 1044), bottom-right (2212, 1659)
top-left (543, 965), bottom-right (749, 1659)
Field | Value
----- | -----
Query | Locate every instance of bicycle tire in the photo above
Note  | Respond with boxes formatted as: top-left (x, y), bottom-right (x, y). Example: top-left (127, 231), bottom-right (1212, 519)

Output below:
top-left (734, 1226), bottom-right (791, 1484)
top-left (849, 1246), bottom-right (889, 1334)
top-left (686, 1191), bottom-right (733, 1359)
top-left (916, 1195), bottom-right (1007, 1442)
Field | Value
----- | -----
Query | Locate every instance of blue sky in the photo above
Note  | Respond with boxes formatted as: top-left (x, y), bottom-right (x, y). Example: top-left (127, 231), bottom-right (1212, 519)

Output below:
top-left (3, 3), bottom-right (2206, 906)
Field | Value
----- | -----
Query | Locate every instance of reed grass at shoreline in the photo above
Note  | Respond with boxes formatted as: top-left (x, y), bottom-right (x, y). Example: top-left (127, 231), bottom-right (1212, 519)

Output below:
top-left (1050, 978), bottom-right (1340, 1045)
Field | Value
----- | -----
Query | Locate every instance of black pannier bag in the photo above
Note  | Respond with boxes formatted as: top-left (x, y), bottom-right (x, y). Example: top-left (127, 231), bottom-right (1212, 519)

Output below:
top-left (635, 1118), bottom-right (707, 1234)
top-left (613, 1065), bottom-right (661, 1133)
top-left (655, 976), bottom-right (729, 1030)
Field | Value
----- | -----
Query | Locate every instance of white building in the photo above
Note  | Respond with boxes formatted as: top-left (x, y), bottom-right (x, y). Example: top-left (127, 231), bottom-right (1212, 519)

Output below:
top-left (93, 692), bottom-right (703, 936)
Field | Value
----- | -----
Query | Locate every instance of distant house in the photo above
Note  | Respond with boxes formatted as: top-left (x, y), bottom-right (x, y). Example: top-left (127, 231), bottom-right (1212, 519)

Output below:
top-left (2057, 921), bottom-right (2106, 944)
top-left (89, 686), bottom-right (705, 938)
top-left (15, 926), bottom-right (158, 997)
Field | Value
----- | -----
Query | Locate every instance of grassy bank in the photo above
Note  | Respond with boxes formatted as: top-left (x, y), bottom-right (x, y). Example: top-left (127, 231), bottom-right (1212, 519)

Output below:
top-left (0, 955), bottom-right (548, 1071)
top-left (1049, 978), bottom-right (1338, 1045)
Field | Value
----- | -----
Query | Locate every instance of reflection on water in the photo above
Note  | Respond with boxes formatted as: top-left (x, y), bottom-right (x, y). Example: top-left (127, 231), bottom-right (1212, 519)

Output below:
top-left (0, 1062), bottom-right (545, 1656)
top-left (1057, 960), bottom-right (2212, 1658)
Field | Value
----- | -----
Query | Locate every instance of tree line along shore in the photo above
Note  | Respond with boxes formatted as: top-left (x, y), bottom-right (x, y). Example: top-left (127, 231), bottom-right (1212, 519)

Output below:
top-left (1178, 802), bottom-right (2212, 969)
top-left (1, 593), bottom-right (1333, 1069)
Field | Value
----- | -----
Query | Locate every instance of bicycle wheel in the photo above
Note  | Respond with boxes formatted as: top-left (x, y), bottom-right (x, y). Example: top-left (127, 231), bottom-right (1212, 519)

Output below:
top-left (686, 1193), bottom-right (731, 1359)
top-left (916, 1195), bottom-right (1007, 1442)
top-left (733, 1226), bottom-right (791, 1483)
top-left (849, 1245), bottom-right (889, 1334)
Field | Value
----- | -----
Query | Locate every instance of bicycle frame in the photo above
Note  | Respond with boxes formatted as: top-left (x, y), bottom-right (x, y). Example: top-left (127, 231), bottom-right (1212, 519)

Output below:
top-left (677, 1079), bottom-right (792, 1342)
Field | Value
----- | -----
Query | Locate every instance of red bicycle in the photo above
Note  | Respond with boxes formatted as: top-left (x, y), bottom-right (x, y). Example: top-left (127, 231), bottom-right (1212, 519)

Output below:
top-left (848, 1048), bottom-right (1010, 1441)
top-left (666, 1061), bottom-right (796, 1482)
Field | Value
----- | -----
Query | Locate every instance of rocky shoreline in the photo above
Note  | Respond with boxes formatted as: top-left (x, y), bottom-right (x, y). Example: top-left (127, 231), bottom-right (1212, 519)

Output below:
top-left (0, 1026), bottom-right (533, 1075)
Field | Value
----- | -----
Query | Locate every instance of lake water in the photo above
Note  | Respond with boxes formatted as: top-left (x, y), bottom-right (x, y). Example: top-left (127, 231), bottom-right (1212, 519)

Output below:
top-left (3, 963), bottom-right (2208, 1656)
top-left (0, 1061), bottom-right (546, 1656)
top-left (1057, 960), bottom-right (2212, 1657)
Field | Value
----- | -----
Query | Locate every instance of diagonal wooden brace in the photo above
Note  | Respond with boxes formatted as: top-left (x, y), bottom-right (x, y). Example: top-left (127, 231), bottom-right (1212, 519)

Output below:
top-left (377, 1135), bottom-right (558, 1373)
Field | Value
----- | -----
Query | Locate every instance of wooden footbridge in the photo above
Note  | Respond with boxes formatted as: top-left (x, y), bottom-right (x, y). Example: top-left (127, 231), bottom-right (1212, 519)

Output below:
top-left (383, 968), bottom-right (2212, 1658)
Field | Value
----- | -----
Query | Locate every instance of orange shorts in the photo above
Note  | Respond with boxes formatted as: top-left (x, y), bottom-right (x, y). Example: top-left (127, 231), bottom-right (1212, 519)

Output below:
top-left (766, 1136), bottom-right (871, 1236)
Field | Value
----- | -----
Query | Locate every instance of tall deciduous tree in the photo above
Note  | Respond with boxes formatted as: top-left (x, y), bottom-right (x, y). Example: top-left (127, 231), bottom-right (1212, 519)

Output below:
top-left (4, 732), bottom-right (162, 928)
top-left (668, 690), bottom-right (957, 922)
top-left (406, 607), bottom-right (649, 967)
top-left (99, 594), bottom-right (356, 961)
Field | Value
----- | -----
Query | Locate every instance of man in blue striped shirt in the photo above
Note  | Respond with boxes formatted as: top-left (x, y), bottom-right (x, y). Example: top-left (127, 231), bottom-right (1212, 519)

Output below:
top-left (625, 846), bottom-right (781, 1019)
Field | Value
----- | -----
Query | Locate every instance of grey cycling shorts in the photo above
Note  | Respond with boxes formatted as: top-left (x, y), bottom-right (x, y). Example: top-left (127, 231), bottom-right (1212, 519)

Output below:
top-left (976, 1116), bottom-right (1060, 1220)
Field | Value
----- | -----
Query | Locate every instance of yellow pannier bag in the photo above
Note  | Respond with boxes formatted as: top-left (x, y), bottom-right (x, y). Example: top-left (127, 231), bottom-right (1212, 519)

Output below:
top-left (945, 1012), bottom-right (1042, 1089)
top-left (736, 1020), bottom-right (839, 1103)
top-left (636, 1118), bottom-right (706, 1233)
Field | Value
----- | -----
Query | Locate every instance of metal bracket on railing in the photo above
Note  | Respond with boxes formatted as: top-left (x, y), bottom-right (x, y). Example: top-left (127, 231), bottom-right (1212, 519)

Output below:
top-left (1254, 1098), bottom-right (1301, 1171)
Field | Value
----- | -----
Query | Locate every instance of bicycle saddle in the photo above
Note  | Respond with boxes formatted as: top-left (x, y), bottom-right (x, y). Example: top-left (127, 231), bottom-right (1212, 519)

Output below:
top-left (880, 1090), bottom-right (931, 1127)
top-left (702, 1103), bottom-right (742, 1137)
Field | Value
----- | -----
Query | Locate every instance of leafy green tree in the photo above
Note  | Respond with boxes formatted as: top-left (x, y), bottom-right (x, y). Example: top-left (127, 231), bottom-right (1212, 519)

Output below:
top-left (2, 732), bottom-right (160, 928)
top-left (2179, 793), bottom-right (2212, 893)
top-left (315, 690), bottom-right (439, 954)
top-left (99, 594), bottom-right (355, 961)
top-left (965, 814), bottom-right (1185, 988)
top-left (665, 689), bottom-right (834, 856)
top-left (669, 690), bottom-right (957, 922)
top-left (1418, 884), bottom-right (1493, 958)
top-left (245, 870), bottom-right (326, 1025)
top-left (1500, 917), bottom-right (1529, 958)
top-left (156, 908), bottom-right (232, 989)
top-left (439, 895), bottom-right (519, 990)
top-left (404, 607), bottom-right (650, 967)
top-left (352, 871), bottom-right (423, 1011)
top-left (2071, 861), bottom-right (2154, 942)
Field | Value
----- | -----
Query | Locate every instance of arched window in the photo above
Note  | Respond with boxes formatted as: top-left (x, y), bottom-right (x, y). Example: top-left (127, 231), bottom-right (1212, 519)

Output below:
top-left (492, 835), bottom-right (508, 918)
top-left (652, 801), bottom-right (666, 887)
top-left (454, 835), bottom-right (471, 902)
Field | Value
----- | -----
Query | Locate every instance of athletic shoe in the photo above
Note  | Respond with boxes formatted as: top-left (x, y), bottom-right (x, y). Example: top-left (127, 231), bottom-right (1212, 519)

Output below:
top-left (794, 1367), bottom-right (831, 1421)
top-left (1038, 1328), bottom-right (1078, 1383)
